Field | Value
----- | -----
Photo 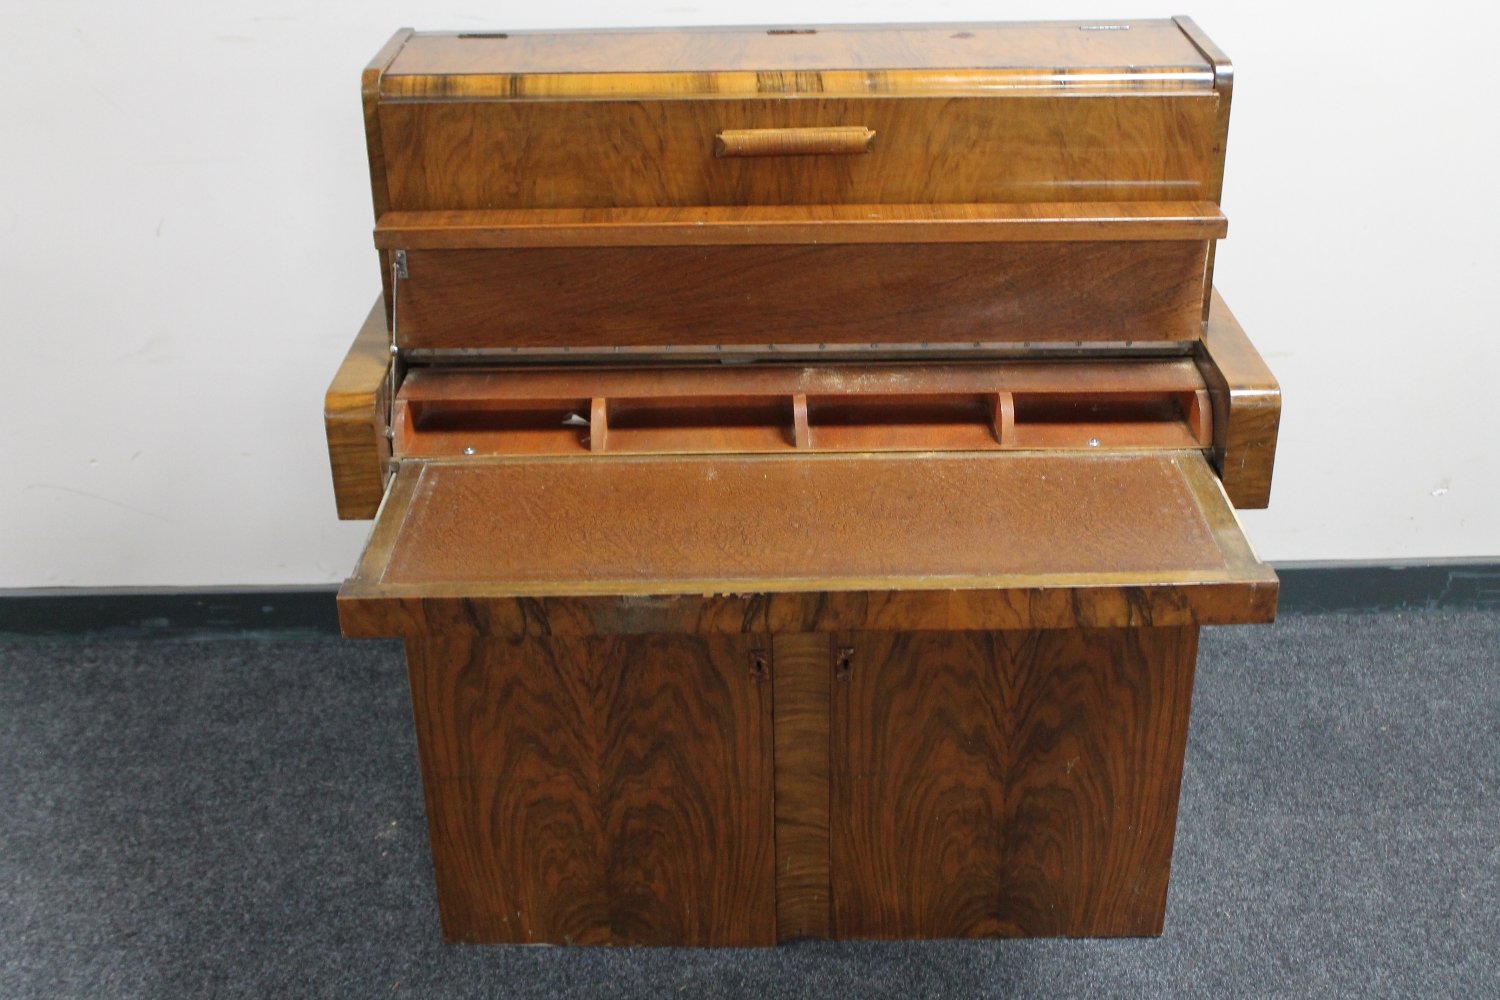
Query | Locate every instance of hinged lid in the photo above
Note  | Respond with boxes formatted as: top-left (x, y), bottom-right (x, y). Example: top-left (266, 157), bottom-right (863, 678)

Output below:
top-left (380, 21), bottom-right (1215, 99)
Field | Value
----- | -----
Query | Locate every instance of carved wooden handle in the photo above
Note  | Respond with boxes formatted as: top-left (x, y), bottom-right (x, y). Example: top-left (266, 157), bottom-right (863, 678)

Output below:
top-left (714, 126), bottom-right (875, 158)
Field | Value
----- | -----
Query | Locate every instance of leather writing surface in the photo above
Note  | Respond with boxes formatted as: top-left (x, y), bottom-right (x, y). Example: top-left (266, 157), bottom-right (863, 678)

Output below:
top-left (380, 452), bottom-right (1225, 591)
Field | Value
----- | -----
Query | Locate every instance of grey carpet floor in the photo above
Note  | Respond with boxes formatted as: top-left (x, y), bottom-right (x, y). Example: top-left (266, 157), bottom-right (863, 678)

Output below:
top-left (1, 611), bottom-right (1496, 999)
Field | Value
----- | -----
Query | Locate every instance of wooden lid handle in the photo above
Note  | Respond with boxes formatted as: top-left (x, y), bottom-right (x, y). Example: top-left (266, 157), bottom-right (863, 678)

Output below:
top-left (714, 126), bottom-right (875, 158)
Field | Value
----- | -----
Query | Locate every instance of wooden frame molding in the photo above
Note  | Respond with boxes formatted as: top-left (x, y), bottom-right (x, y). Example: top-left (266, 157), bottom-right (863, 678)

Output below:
top-left (374, 202), bottom-right (1228, 250)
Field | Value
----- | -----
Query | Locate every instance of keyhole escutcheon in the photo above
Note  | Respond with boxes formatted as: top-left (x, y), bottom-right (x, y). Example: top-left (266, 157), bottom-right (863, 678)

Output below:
top-left (835, 646), bottom-right (855, 681)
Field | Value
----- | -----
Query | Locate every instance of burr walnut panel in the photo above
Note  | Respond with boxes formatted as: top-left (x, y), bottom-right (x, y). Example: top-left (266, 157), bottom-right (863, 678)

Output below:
top-left (405, 629), bottom-right (776, 945)
top-left (829, 626), bottom-right (1199, 937)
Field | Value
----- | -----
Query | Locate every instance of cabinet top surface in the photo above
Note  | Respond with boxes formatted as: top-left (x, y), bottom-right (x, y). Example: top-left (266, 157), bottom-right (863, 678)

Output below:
top-left (381, 21), bottom-right (1215, 95)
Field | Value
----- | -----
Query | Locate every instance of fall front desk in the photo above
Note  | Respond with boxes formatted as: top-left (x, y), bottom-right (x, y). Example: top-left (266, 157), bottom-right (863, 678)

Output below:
top-left (326, 20), bottom-right (1281, 945)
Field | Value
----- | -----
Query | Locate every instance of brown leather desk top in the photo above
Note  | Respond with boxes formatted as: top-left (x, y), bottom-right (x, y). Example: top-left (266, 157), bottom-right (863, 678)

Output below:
top-left (349, 450), bottom-right (1267, 598)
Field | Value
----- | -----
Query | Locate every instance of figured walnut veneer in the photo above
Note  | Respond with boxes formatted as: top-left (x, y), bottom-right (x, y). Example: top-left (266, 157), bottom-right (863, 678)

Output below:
top-left (406, 628), bottom-right (776, 946)
top-left (333, 19), bottom-right (1276, 946)
top-left (830, 626), bottom-right (1198, 938)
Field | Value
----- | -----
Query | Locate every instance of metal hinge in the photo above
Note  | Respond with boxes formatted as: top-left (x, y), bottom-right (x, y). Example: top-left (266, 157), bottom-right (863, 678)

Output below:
top-left (386, 251), bottom-right (407, 441)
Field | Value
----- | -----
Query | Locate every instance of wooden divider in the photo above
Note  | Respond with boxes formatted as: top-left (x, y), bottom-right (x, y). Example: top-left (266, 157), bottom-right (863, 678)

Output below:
top-left (391, 359), bottom-right (1213, 459)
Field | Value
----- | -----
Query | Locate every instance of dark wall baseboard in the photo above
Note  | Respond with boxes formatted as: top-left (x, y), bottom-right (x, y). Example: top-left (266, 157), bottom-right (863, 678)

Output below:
top-left (1, 561), bottom-right (1498, 639)
top-left (0, 586), bottom-right (344, 640)
top-left (1272, 559), bottom-right (1500, 615)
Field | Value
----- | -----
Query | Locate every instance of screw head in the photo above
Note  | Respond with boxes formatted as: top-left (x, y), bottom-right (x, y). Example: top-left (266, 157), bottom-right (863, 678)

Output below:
top-left (462, 447), bottom-right (475, 455)
top-left (1088, 438), bottom-right (1100, 448)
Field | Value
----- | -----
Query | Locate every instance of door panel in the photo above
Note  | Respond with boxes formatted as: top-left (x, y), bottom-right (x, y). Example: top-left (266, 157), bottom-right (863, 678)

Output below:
top-left (406, 630), bottom-right (776, 945)
top-left (830, 626), bottom-right (1199, 938)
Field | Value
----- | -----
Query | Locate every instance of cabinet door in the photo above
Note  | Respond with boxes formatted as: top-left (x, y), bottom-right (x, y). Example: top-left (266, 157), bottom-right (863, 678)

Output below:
top-left (830, 626), bottom-right (1198, 938)
top-left (406, 630), bottom-right (776, 945)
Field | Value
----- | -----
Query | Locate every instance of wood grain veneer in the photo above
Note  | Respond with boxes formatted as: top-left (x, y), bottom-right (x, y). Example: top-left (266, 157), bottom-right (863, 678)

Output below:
top-left (378, 21), bottom-right (1214, 99)
top-left (772, 632), bottom-right (833, 940)
top-left (362, 22), bottom-right (1231, 325)
top-left (394, 240), bottom-right (1210, 350)
top-left (362, 21), bottom-right (1233, 325)
top-left (343, 583), bottom-right (1276, 642)
top-left (1194, 289), bottom-right (1280, 508)
top-left (830, 625), bottom-right (1198, 937)
top-left (375, 95), bottom-right (1219, 213)
top-left (405, 627), bottom-right (775, 945)
top-left (324, 296), bottom-right (390, 519)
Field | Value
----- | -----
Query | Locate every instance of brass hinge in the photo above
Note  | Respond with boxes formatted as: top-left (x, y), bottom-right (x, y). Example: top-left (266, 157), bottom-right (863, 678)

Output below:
top-left (386, 250), bottom-right (407, 441)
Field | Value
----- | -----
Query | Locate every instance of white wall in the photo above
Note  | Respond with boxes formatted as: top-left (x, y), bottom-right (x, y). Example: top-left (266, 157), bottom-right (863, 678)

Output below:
top-left (2, 1), bottom-right (1496, 588)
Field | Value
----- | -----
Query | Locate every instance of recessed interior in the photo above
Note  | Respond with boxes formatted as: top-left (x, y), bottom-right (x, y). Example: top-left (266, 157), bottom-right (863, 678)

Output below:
top-left (391, 366), bottom-right (1209, 458)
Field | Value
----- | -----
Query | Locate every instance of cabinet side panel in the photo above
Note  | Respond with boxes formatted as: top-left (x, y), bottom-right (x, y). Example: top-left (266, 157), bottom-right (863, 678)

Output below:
top-left (365, 29), bottom-right (414, 324)
top-left (405, 628), bottom-right (776, 945)
top-left (1172, 15), bottom-right (1232, 318)
top-left (830, 626), bottom-right (1199, 938)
